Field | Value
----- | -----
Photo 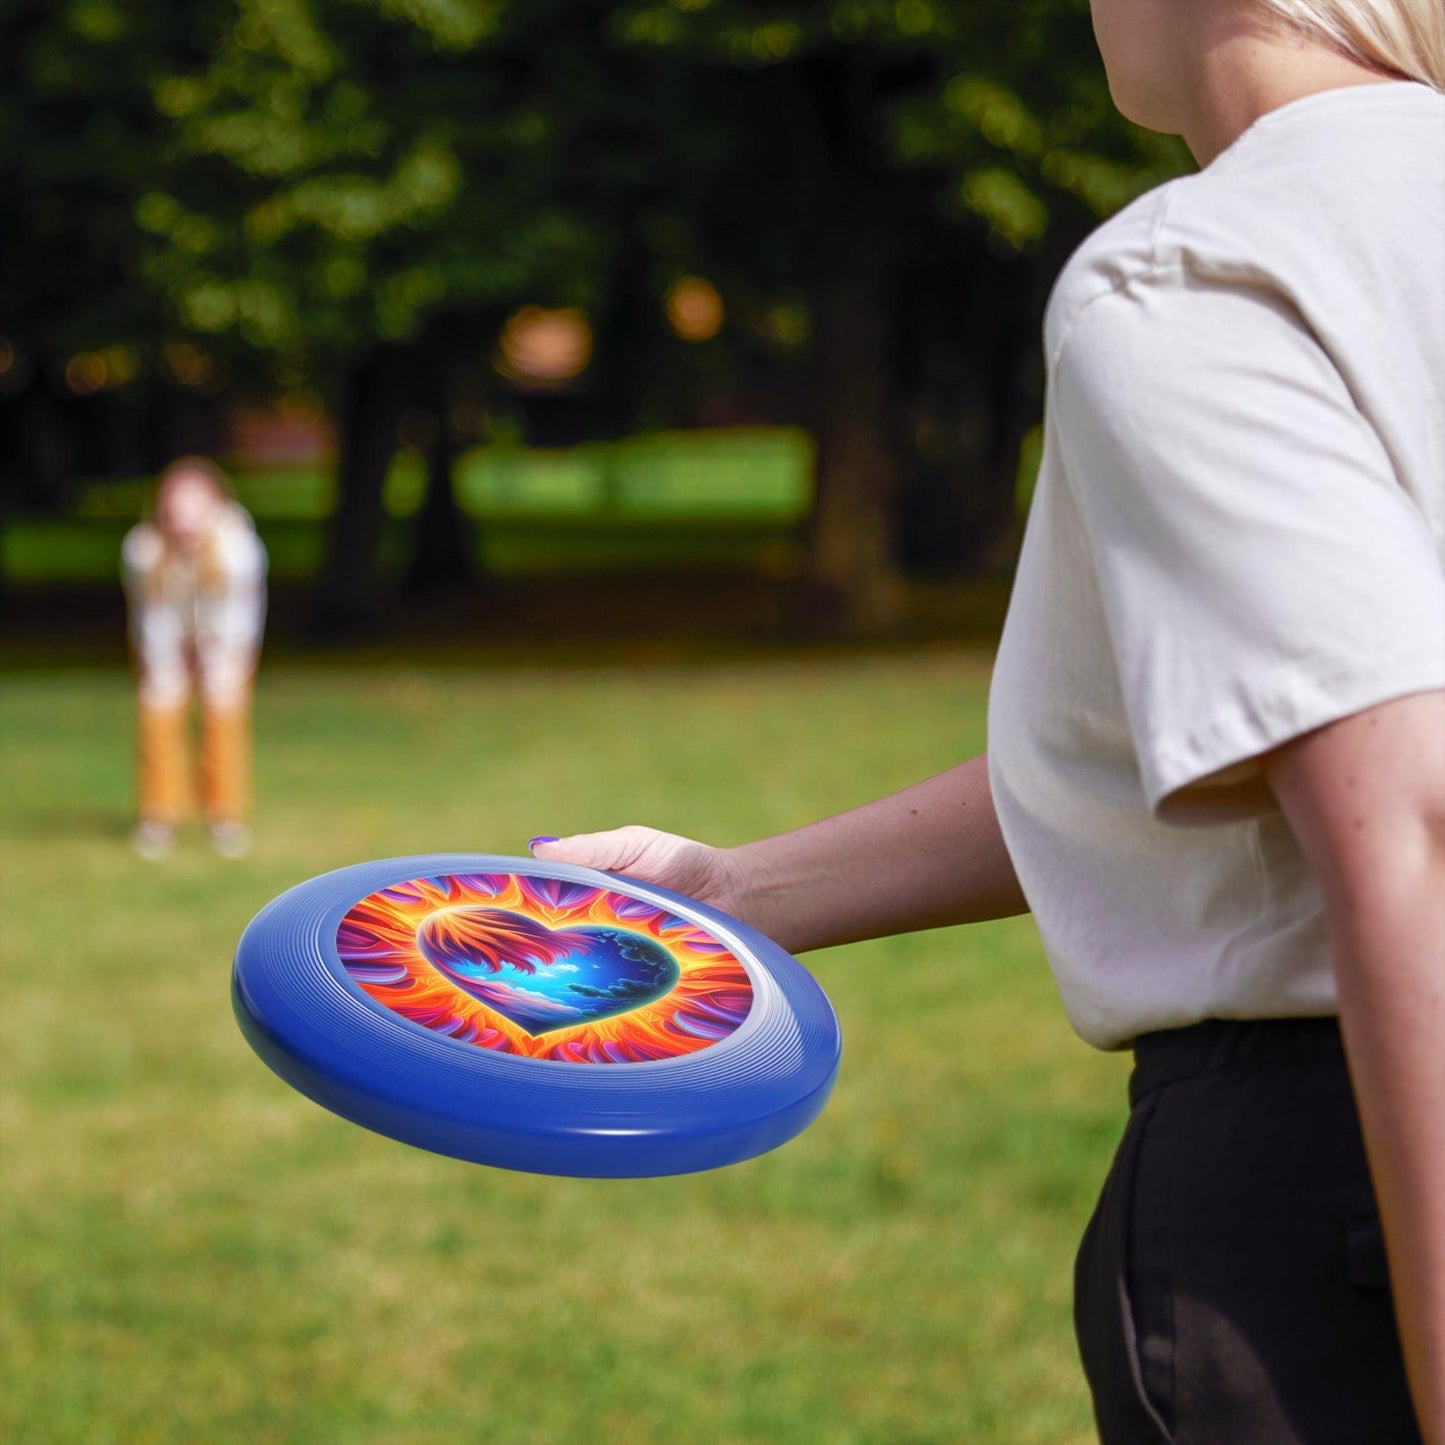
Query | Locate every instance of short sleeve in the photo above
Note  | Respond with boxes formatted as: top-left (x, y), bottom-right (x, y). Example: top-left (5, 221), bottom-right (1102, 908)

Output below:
top-left (215, 506), bottom-right (268, 586)
top-left (120, 523), bottom-right (163, 593)
top-left (1053, 273), bottom-right (1445, 824)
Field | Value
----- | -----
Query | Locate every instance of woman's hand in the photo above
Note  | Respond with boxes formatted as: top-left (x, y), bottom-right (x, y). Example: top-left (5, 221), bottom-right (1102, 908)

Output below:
top-left (530, 827), bottom-right (752, 920)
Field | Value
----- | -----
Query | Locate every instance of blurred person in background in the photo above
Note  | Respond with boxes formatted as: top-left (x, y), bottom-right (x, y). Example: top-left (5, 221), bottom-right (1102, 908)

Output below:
top-left (122, 457), bottom-right (267, 861)
top-left (532, 0), bottom-right (1445, 1440)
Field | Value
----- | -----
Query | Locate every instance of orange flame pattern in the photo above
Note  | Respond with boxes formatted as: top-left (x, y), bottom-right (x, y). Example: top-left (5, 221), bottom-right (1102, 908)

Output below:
top-left (336, 872), bottom-right (753, 1064)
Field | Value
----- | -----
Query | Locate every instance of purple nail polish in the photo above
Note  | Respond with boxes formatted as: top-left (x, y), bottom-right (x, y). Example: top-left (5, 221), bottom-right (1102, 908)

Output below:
top-left (528, 836), bottom-right (559, 850)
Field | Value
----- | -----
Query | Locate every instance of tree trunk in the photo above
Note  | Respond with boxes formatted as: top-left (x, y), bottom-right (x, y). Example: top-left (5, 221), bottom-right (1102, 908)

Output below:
top-left (782, 56), bottom-right (907, 633)
top-left (405, 387), bottom-right (474, 594)
top-left (313, 345), bottom-right (405, 640)
top-left (806, 267), bottom-right (904, 630)
top-left (893, 242), bottom-right (1053, 580)
top-left (7, 372), bottom-right (79, 514)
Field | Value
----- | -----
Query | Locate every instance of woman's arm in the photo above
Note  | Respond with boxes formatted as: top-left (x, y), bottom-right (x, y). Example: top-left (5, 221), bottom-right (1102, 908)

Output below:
top-left (531, 752), bottom-right (1029, 954)
top-left (1262, 689), bottom-right (1445, 1445)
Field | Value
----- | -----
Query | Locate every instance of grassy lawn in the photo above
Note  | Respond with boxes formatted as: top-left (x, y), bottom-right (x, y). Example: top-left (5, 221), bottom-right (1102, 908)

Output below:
top-left (0, 651), bottom-right (1126, 1444)
top-left (1, 429), bottom-right (815, 585)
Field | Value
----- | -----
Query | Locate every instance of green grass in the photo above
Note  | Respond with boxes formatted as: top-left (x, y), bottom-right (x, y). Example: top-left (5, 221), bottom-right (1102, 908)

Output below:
top-left (0, 514), bottom-right (806, 585)
top-left (65, 428), bottom-right (814, 525)
top-left (0, 652), bottom-right (1126, 1444)
top-left (3, 429), bottom-right (815, 585)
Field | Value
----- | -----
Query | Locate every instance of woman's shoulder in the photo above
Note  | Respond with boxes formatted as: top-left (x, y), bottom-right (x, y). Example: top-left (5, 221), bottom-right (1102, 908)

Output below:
top-left (121, 520), bottom-right (165, 576)
top-left (1042, 158), bottom-right (1305, 365)
top-left (212, 503), bottom-right (268, 575)
top-left (1043, 182), bottom-right (1183, 363)
top-left (1045, 82), bottom-right (1445, 367)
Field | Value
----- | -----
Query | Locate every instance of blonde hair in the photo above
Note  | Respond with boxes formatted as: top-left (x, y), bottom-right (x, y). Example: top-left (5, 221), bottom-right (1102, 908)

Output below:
top-left (1257, 0), bottom-right (1445, 90)
top-left (148, 456), bottom-right (238, 596)
top-left (155, 455), bottom-right (234, 509)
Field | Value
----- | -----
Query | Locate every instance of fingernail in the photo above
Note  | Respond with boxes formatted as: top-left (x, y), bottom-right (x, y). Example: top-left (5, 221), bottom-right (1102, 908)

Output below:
top-left (528, 836), bottom-right (559, 851)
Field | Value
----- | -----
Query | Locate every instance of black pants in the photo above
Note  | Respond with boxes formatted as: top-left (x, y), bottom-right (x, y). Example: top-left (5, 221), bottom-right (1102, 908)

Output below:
top-left (1074, 1018), bottom-right (1421, 1445)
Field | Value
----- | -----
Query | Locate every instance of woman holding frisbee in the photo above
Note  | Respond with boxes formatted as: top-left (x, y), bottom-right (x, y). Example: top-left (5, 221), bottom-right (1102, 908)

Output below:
top-left (533, 0), bottom-right (1445, 1439)
top-left (122, 457), bottom-right (268, 860)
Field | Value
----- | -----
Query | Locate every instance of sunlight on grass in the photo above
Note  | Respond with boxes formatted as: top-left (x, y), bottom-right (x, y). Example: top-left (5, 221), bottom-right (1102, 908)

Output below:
top-left (0, 654), bottom-right (1125, 1443)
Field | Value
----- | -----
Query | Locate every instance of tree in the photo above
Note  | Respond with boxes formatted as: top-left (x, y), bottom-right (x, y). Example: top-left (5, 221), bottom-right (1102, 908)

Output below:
top-left (608, 0), bottom-right (1191, 624)
top-left (113, 0), bottom-right (780, 630)
top-left (0, 0), bottom-right (223, 508)
top-left (3, 0), bottom-right (1191, 631)
top-left (119, 0), bottom-right (613, 629)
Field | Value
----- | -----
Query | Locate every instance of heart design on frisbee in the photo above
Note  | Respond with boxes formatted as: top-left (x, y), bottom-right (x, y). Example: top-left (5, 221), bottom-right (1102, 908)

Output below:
top-left (336, 872), bottom-right (753, 1064)
top-left (417, 907), bottom-right (680, 1036)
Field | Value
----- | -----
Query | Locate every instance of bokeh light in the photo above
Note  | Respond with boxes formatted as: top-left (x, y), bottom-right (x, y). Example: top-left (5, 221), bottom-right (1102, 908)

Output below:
top-left (495, 306), bottom-right (593, 385)
top-left (665, 276), bottom-right (725, 343)
top-left (61, 346), bottom-right (140, 396)
top-left (160, 340), bottom-right (220, 391)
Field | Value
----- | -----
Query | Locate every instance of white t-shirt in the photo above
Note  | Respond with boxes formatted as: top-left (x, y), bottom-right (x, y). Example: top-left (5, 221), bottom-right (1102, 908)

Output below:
top-left (988, 81), bottom-right (1445, 1050)
top-left (122, 502), bottom-right (268, 708)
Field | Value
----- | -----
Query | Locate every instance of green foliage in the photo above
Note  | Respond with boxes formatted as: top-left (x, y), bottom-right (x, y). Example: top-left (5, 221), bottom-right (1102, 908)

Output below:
top-left (3, 0), bottom-right (1191, 388)
top-left (0, 655), bottom-right (1127, 1443)
top-left (126, 0), bottom-right (615, 375)
top-left (611, 0), bottom-right (1192, 249)
top-left (1, 1), bottom-right (188, 358)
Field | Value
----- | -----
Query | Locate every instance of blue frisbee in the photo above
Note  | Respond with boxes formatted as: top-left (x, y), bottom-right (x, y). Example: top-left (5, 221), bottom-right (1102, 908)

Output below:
top-left (232, 855), bottom-right (841, 1177)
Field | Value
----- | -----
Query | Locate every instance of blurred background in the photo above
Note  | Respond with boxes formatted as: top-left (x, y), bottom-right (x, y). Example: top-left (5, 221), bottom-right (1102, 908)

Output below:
top-left (1, 2), bottom-right (1192, 1441)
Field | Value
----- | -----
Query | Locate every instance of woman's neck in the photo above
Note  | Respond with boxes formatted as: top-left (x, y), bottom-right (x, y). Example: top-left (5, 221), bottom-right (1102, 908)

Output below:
top-left (1179, 18), bottom-right (1404, 167)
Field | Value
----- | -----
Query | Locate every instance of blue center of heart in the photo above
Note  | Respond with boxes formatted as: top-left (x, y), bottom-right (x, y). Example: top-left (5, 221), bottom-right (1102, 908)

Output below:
top-left (415, 908), bottom-right (679, 1036)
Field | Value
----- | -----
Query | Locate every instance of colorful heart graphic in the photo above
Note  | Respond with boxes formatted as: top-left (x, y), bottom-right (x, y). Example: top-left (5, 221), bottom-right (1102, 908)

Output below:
top-left (416, 906), bottom-right (680, 1037)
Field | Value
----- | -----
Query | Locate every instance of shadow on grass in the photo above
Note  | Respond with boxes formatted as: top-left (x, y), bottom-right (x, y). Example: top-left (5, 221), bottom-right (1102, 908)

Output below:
top-left (0, 571), bottom-right (1014, 674)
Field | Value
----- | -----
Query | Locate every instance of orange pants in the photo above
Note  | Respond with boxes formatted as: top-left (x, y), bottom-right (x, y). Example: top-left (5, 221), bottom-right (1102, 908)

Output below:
top-left (137, 692), bottom-right (251, 826)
